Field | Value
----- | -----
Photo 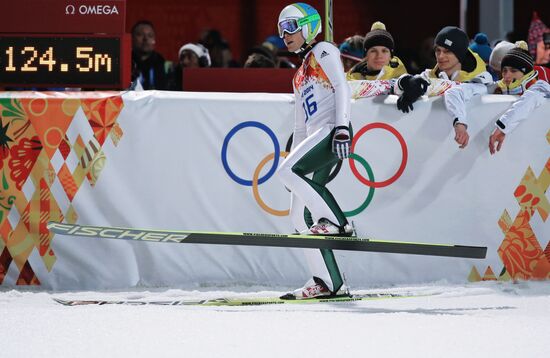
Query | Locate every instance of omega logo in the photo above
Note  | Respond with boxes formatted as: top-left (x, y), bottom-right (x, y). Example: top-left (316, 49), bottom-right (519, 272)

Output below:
top-left (65, 4), bottom-right (119, 15)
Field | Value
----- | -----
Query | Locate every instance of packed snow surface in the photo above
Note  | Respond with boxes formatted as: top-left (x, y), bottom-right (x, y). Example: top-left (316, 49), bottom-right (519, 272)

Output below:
top-left (1, 282), bottom-right (549, 358)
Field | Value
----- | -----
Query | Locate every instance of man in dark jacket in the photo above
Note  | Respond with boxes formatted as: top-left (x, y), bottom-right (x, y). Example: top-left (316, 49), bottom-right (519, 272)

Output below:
top-left (131, 20), bottom-right (170, 90)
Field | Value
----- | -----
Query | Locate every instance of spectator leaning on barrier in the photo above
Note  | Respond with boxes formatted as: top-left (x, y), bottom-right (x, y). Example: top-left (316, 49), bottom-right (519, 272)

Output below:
top-left (395, 26), bottom-right (492, 148)
top-left (488, 41), bottom-right (550, 153)
top-left (347, 22), bottom-right (407, 80)
top-left (169, 43), bottom-right (212, 90)
top-left (131, 20), bottom-right (171, 90)
top-left (442, 41), bottom-right (550, 152)
top-left (338, 35), bottom-right (365, 72)
top-left (490, 40), bottom-right (550, 82)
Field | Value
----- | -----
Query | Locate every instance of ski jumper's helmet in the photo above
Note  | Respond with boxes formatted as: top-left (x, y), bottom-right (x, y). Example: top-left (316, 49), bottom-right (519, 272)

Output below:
top-left (278, 3), bottom-right (322, 52)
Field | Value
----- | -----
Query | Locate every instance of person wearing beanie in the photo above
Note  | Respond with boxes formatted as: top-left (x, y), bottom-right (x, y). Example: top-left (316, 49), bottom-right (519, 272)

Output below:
top-left (395, 26), bottom-right (492, 149)
top-left (488, 41), bottom-right (550, 153)
top-left (429, 26), bottom-right (491, 82)
top-left (347, 21), bottom-right (408, 80)
top-left (168, 43), bottom-right (211, 90)
top-left (338, 35), bottom-right (365, 72)
top-left (441, 40), bottom-right (550, 152)
top-left (495, 41), bottom-right (537, 94)
top-left (488, 40), bottom-right (514, 79)
top-left (469, 33), bottom-right (492, 64)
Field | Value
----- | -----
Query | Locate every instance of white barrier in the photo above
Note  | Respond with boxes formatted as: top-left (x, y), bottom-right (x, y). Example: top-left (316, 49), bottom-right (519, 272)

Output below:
top-left (4, 91), bottom-right (547, 290)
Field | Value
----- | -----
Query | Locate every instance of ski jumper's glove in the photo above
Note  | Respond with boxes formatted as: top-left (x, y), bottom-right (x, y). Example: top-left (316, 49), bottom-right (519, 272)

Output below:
top-left (396, 75), bottom-right (429, 113)
top-left (332, 126), bottom-right (352, 159)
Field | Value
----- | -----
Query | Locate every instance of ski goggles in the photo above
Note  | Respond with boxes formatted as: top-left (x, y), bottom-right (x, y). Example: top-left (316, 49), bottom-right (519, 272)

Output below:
top-left (278, 14), bottom-right (320, 38)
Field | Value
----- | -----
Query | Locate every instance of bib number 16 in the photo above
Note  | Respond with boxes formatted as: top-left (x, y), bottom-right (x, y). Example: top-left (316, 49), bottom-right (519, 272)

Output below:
top-left (302, 94), bottom-right (317, 121)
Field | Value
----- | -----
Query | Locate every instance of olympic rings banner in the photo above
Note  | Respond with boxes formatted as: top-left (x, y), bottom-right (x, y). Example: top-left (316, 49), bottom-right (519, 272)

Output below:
top-left (0, 90), bottom-right (548, 290)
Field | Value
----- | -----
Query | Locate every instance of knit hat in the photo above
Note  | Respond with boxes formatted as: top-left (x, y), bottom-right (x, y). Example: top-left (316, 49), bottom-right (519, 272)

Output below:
top-left (489, 40), bottom-right (514, 71)
top-left (178, 43), bottom-right (211, 67)
top-left (501, 41), bottom-right (534, 73)
top-left (339, 35), bottom-right (365, 61)
top-left (363, 22), bottom-right (394, 53)
top-left (469, 33), bottom-right (492, 62)
top-left (434, 26), bottom-right (469, 63)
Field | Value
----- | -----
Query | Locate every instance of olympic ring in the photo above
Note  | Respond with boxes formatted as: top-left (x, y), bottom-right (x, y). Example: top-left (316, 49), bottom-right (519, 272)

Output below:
top-left (222, 121), bottom-right (405, 217)
top-left (349, 122), bottom-right (407, 188)
top-left (343, 153), bottom-right (375, 217)
top-left (221, 121), bottom-right (280, 186)
top-left (253, 152), bottom-right (289, 216)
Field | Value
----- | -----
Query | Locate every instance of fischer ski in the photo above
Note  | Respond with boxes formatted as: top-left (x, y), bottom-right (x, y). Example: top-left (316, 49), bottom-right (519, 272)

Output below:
top-left (53, 292), bottom-right (428, 307)
top-left (47, 221), bottom-right (487, 259)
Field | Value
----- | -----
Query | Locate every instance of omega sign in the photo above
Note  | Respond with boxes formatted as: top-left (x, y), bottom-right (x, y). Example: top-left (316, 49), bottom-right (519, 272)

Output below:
top-left (65, 4), bottom-right (120, 15)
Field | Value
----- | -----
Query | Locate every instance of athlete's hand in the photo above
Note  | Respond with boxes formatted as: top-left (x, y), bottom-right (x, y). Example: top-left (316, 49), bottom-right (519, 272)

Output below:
top-left (454, 123), bottom-right (469, 149)
top-left (489, 128), bottom-right (506, 155)
top-left (332, 126), bottom-right (352, 159)
top-left (396, 75), bottom-right (429, 113)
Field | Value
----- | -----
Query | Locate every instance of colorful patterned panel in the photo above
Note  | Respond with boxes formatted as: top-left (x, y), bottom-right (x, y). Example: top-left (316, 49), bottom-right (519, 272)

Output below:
top-left (81, 97), bottom-right (124, 145)
top-left (0, 95), bottom-right (125, 286)
top-left (514, 166), bottom-right (550, 222)
top-left (498, 209), bottom-right (544, 280)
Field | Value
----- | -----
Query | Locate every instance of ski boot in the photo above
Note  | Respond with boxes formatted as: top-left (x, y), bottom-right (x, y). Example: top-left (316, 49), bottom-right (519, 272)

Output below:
top-left (280, 276), bottom-right (350, 300)
top-left (300, 218), bottom-right (353, 237)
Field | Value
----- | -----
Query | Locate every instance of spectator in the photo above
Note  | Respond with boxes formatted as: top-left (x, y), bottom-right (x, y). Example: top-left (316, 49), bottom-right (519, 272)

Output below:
top-left (489, 40), bottom-right (514, 79)
top-left (347, 22), bottom-right (408, 80)
top-left (489, 40), bottom-right (550, 81)
top-left (488, 42), bottom-right (550, 153)
top-left (169, 43), bottom-right (211, 90)
top-left (442, 41), bottom-right (550, 151)
top-left (469, 33), bottom-right (492, 64)
top-left (395, 26), bottom-right (492, 149)
top-left (200, 29), bottom-right (237, 67)
top-left (244, 53), bottom-right (276, 68)
top-left (131, 20), bottom-right (171, 90)
top-left (262, 36), bottom-right (296, 68)
top-left (537, 32), bottom-right (550, 65)
top-left (339, 35), bottom-right (365, 72)
top-left (243, 46), bottom-right (276, 68)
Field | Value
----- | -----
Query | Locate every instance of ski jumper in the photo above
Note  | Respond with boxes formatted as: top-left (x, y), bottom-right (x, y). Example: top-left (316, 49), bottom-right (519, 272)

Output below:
top-left (277, 41), bottom-right (351, 292)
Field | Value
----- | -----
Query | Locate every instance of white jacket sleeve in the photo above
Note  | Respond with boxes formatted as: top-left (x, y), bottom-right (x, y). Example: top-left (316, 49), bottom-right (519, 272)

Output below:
top-left (291, 86), bottom-right (307, 151)
top-left (497, 80), bottom-right (550, 134)
top-left (444, 82), bottom-right (488, 127)
top-left (316, 42), bottom-right (351, 128)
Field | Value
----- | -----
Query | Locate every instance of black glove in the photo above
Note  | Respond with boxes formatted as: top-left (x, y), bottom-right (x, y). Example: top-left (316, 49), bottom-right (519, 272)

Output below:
top-left (396, 75), bottom-right (429, 113)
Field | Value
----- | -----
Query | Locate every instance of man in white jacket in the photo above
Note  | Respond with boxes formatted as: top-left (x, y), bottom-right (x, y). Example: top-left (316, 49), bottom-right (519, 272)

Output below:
top-left (275, 3), bottom-right (353, 299)
top-left (443, 41), bottom-right (550, 152)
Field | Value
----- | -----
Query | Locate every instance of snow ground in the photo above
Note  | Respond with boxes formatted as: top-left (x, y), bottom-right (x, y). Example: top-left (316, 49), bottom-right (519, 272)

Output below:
top-left (1, 282), bottom-right (549, 358)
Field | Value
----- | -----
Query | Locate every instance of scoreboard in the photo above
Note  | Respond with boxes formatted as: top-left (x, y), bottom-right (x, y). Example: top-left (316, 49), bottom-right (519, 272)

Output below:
top-left (1, 34), bottom-right (130, 88)
top-left (0, 0), bottom-right (130, 89)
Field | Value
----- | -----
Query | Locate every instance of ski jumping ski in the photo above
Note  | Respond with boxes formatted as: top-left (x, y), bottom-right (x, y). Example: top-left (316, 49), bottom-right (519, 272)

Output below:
top-left (47, 222), bottom-right (487, 259)
top-left (53, 292), bottom-right (430, 307)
